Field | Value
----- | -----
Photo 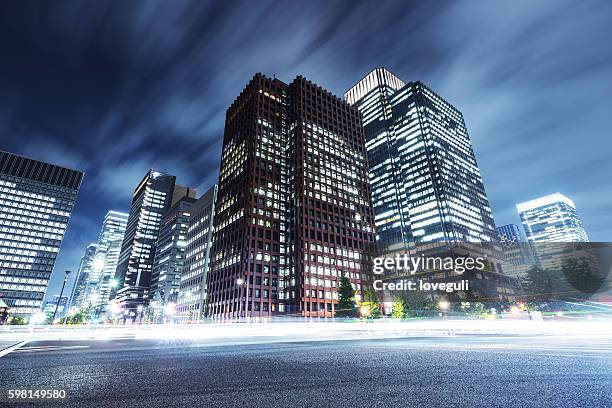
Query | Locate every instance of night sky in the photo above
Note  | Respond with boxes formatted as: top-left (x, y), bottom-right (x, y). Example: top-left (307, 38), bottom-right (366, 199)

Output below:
top-left (1, 1), bottom-right (610, 300)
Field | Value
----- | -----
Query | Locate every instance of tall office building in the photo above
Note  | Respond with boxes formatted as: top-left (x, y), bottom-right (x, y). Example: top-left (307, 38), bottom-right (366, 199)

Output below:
top-left (207, 73), bottom-right (376, 318)
top-left (87, 210), bottom-right (128, 316)
top-left (497, 224), bottom-right (527, 244)
top-left (496, 224), bottom-right (536, 278)
top-left (517, 193), bottom-right (589, 243)
top-left (0, 151), bottom-right (83, 317)
top-left (345, 69), bottom-right (515, 300)
top-left (42, 295), bottom-right (68, 316)
top-left (177, 185), bottom-right (217, 321)
top-left (68, 243), bottom-right (97, 311)
top-left (113, 170), bottom-right (177, 316)
top-left (151, 195), bottom-right (196, 311)
top-left (345, 68), bottom-right (498, 253)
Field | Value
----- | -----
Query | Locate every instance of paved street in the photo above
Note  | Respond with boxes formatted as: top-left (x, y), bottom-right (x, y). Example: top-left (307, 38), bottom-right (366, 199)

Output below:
top-left (1, 334), bottom-right (611, 408)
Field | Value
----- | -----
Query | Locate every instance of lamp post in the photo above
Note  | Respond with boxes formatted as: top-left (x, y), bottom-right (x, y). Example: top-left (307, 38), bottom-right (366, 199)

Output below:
top-left (236, 278), bottom-right (244, 319)
top-left (52, 270), bottom-right (70, 324)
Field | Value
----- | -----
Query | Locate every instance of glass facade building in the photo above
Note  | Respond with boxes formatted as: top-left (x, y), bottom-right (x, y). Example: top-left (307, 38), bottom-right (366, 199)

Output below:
top-left (0, 151), bottom-right (83, 317)
top-left (496, 224), bottom-right (536, 278)
top-left (208, 74), bottom-right (376, 318)
top-left (177, 185), bottom-right (217, 321)
top-left (68, 243), bottom-right (97, 311)
top-left (113, 170), bottom-right (176, 316)
top-left (345, 68), bottom-right (498, 253)
top-left (86, 210), bottom-right (128, 317)
top-left (517, 193), bottom-right (589, 243)
top-left (150, 195), bottom-right (196, 312)
top-left (345, 69), bottom-right (515, 300)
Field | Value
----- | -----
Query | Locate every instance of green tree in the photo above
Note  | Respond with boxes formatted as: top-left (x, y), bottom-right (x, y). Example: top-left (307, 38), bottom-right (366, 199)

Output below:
top-left (562, 258), bottom-right (605, 298)
top-left (521, 266), bottom-right (552, 300)
top-left (460, 301), bottom-right (486, 318)
top-left (8, 316), bottom-right (28, 325)
top-left (362, 288), bottom-right (382, 319)
top-left (65, 304), bottom-right (94, 325)
top-left (391, 296), bottom-right (406, 319)
top-left (402, 290), bottom-right (435, 317)
top-left (335, 273), bottom-right (357, 317)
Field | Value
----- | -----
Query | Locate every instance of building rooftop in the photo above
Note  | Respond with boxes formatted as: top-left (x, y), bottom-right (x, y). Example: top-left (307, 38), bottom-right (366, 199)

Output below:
top-left (516, 193), bottom-right (576, 213)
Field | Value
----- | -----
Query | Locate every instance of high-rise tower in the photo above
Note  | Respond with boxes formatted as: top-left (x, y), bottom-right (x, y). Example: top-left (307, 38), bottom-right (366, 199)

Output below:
top-left (151, 195), bottom-right (197, 313)
top-left (177, 185), bottom-right (217, 321)
top-left (113, 170), bottom-right (176, 316)
top-left (207, 74), bottom-right (376, 318)
top-left (87, 210), bottom-right (128, 316)
top-left (345, 68), bottom-right (498, 254)
top-left (0, 151), bottom-right (83, 318)
top-left (517, 193), bottom-right (589, 243)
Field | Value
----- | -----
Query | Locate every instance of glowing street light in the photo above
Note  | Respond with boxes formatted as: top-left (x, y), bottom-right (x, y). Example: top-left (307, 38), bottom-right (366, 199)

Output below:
top-left (360, 305), bottom-right (370, 318)
top-left (510, 306), bottom-right (520, 315)
top-left (110, 302), bottom-right (122, 315)
top-left (236, 278), bottom-right (245, 286)
top-left (438, 300), bottom-right (450, 311)
top-left (30, 311), bottom-right (46, 325)
top-left (165, 302), bottom-right (176, 315)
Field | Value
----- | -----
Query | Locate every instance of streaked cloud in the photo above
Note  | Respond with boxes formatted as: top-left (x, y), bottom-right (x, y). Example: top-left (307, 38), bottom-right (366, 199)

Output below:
top-left (0, 0), bottom-right (610, 296)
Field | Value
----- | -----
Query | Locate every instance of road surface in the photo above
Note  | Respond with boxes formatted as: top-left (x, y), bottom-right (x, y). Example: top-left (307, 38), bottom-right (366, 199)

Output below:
top-left (2, 335), bottom-right (611, 407)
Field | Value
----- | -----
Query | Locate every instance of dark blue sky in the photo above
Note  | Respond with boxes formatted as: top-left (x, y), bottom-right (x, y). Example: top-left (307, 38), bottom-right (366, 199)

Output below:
top-left (1, 1), bottom-right (610, 299)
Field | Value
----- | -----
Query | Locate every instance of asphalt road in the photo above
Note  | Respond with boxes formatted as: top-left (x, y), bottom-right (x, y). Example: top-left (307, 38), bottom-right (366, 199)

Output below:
top-left (1, 335), bottom-right (611, 407)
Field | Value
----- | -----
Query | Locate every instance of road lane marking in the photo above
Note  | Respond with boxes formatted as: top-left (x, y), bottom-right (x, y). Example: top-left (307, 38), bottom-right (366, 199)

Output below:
top-left (0, 340), bottom-right (28, 358)
top-left (13, 345), bottom-right (91, 353)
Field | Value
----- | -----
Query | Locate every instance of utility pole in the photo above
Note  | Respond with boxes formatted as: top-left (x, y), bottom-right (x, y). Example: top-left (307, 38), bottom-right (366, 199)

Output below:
top-left (52, 270), bottom-right (71, 324)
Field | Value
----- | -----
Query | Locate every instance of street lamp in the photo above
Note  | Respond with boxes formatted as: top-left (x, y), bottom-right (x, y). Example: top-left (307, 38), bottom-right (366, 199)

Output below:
top-left (137, 305), bottom-right (144, 323)
top-left (236, 278), bottom-right (247, 319)
top-left (52, 270), bottom-right (71, 324)
top-left (438, 300), bottom-right (449, 311)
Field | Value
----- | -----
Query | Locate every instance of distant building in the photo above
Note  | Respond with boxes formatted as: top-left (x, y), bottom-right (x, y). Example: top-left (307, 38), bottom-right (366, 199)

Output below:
top-left (496, 224), bottom-right (536, 277)
top-left (113, 170), bottom-right (177, 317)
top-left (517, 193), bottom-right (590, 271)
top-left (497, 224), bottom-right (526, 244)
top-left (68, 243), bottom-right (98, 311)
top-left (0, 151), bottom-right (83, 318)
top-left (150, 194), bottom-right (197, 313)
top-left (177, 185), bottom-right (217, 321)
top-left (89, 210), bottom-right (128, 317)
top-left (517, 193), bottom-right (589, 243)
top-left (43, 295), bottom-right (68, 316)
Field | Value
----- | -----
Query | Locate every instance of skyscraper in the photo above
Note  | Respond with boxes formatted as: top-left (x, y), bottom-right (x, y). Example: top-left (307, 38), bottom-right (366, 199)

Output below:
top-left (177, 185), bottom-right (217, 321)
top-left (496, 224), bottom-right (527, 244)
top-left (345, 68), bottom-right (498, 253)
top-left (0, 151), bottom-right (83, 318)
top-left (150, 194), bottom-right (197, 315)
top-left (113, 170), bottom-right (176, 317)
top-left (517, 193), bottom-right (589, 243)
top-left (68, 243), bottom-right (98, 311)
top-left (207, 73), bottom-right (376, 318)
top-left (496, 224), bottom-right (536, 278)
top-left (88, 210), bottom-right (128, 317)
top-left (345, 69), bottom-right (515, 300)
